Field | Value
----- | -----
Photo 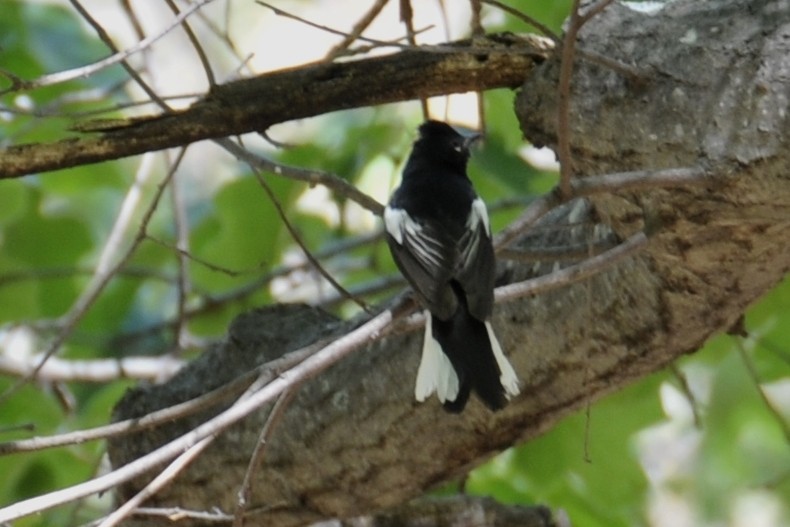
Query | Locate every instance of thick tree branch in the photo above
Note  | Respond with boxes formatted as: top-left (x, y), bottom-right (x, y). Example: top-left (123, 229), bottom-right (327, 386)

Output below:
top-left (0, 34), bottom-right (550, 178)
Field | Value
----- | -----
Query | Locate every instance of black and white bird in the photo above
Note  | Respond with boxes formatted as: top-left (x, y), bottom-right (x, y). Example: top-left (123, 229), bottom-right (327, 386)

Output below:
top-left (384, 120), bottom-right (520, 412)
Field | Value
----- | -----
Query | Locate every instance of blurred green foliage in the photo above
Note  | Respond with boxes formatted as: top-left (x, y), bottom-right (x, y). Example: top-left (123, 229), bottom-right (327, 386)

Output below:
top-left (0, 1), bottom-right (788, 526)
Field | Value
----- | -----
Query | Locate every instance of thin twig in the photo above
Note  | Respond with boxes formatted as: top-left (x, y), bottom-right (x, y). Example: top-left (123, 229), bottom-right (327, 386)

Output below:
top-left (494, 192), bottom-right (559, 250)
top-left (256, 1), bottom-right (417, 54)
top-left (131, 507), bottom-right (234, 523)
top-left (163, 0), bottom-right (216, 87)
top-left (0, 354), bottom-right (185, 384)
top-left (167, 155), bottom-right (193, 350)
top-left (576, 48), bottom-right (644, 83)
top-left (324, 0), bottom-right (390, 60)
top-left (495, 231), bottom-right (649, 303)
top-left (557, 0), bottom-right (581, 199)
top-left (144, 234), bottom-right (266, 277)
top-left (480, 0), bottom-right (561, 42)
top-left (572, 167), bottom-right (708, 194)
top-left (400, 0), bottom-right (429, 118)
top-left (249, 160), bottom-right (373, 313)
top-left (216, 138), bottom-right (384, 216)
top-left (498, 238), bottom-right (619, 262)
top-left (317, 274), bottom-right (405, 310)
top-left (68, 0), bottom-right (171, 111)
top-left (192, 7), bottom-right (251, 79)
top-left (669, 363), bottom-right (702, 429)
top-left (579, 0), bottom-right (616, 25)
top-left (233, 388), bottom-right (297, 526)
top-left (470, 0), bottom-right (486, 134)
top-left (0, 423), bottom-right (35, 434)
top-left (735, 337), bottom-right (790, 443)
top-left (557, 0), bottom-right (616, 198)
top-left (120, 0), bottom-right (145, 42)
top-left (494, 166), bottom-right (708, 249)
top-left (7, 0), bottom-right (216, 93)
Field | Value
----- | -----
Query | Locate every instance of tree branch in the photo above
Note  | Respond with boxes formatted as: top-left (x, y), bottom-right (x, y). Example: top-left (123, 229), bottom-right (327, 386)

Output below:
top-left (0, 34), bottom-right (551, 178)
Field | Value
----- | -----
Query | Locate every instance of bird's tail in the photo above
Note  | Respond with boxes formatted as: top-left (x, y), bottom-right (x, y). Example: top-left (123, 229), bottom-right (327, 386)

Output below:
top-left (415, 308), bottom-right (520, 412)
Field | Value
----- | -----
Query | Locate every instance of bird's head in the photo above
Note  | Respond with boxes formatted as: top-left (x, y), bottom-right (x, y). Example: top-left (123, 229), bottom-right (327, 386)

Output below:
top-left (415, 120), bottom-right (481, 169)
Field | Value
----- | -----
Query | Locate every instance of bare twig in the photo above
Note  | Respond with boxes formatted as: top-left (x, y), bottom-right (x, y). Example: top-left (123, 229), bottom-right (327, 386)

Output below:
top-left (233, 388), bottom-right (297, 526)
top-left (216, 138), bottom-right (384, 216)
top-left (324, 0), bottom-right (390, 60)
top-left (557, 0), bottom-right (581, 199)
top-left (68, 0), bottom-right (171, 111)
top-left (131, 507), bottom-right (234, 523)
top-left (735, 337), bottom-right (790, 443)
top-left (256, 1), bottom-right (417, 54)
top-left (579, 0), bottom-right (616, 25)
top-left (498, 238), bottom-right (619, 262)
top-left (480, 0), bottom-right (561, 42)
top-left (0, 423), bottom-right (35, 435)
top-left (571, 167), bottom-right (708, 194)
top-left (494, 167), bottom-right (708, 249)
top-left (400, 0), bottom-right (429, 118)
top-left (143, 234), bottom-right (265, 277)
top-left (249, 162), bottom-right (373, 312)
top-left (168, 157), bottom-right (193, 350)
top-left (467, 6), bottom-right (634, 102)
top-left (120, 0), bottom-right (145, 42)
top-left (494, 191), bottom-right (559, 250)
top-left (5, 0), bottom-right (216, 94)
top-left (669, 363), bottom-right (702, 429)
top-left (0, 354), bottom-right (184, 384)
top-left (495, 231), bottom-right (649, 303)
top-left (318, 274), bottom-right (405, 310)
top-left (557, 0), bottom-right (616, 198)
top-left (163, 0), bottom-right (216, 87)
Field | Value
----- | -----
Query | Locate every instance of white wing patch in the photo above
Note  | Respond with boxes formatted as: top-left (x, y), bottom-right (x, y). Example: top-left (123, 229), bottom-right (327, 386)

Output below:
top-left (384, 206), bottom-right (408, 244)
top-left (415, 311), bottom-right (459, 403)
top-left (384, 205), bottom-right (444, 271)
top-left (466, 197), bottom-right (491, 235)
top-left (485, 321), bottom-right (520, 398)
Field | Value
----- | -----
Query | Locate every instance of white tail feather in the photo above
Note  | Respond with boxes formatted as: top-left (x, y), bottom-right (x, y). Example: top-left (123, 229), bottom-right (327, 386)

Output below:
top-left (485, 321), bottom-right (521, 398)
top-left (415, 311), bottom-right (459, 403)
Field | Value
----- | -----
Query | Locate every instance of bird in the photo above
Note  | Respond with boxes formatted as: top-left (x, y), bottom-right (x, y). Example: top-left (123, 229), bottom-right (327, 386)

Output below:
top-left (384, 120), bottom-right (520, 412)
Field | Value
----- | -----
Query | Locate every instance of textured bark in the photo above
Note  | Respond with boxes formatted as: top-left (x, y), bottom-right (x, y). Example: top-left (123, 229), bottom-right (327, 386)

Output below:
top-left (0, 34), bottom-right (549, 178)
top-left (108, 1), bottom-right (790, 526)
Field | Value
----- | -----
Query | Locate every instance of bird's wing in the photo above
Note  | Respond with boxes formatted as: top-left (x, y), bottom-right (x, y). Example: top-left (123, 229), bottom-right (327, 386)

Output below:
top-left (384, 206), bottom-right (457, 319)
top-left (454, 197), bottom-right (496, 320)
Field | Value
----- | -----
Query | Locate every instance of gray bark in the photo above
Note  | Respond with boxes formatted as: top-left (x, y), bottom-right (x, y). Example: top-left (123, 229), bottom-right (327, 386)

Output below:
top-left (108, 0), bottom-right (790, 525)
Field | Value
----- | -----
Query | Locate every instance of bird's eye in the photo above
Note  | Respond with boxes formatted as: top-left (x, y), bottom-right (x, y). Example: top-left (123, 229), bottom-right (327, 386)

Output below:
top-left (452, 141), bottom-right (463, 153)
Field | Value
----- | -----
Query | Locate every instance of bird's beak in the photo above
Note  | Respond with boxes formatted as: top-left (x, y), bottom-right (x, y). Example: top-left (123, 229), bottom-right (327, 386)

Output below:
top-left (463, 133), bottom-right (482, 150)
